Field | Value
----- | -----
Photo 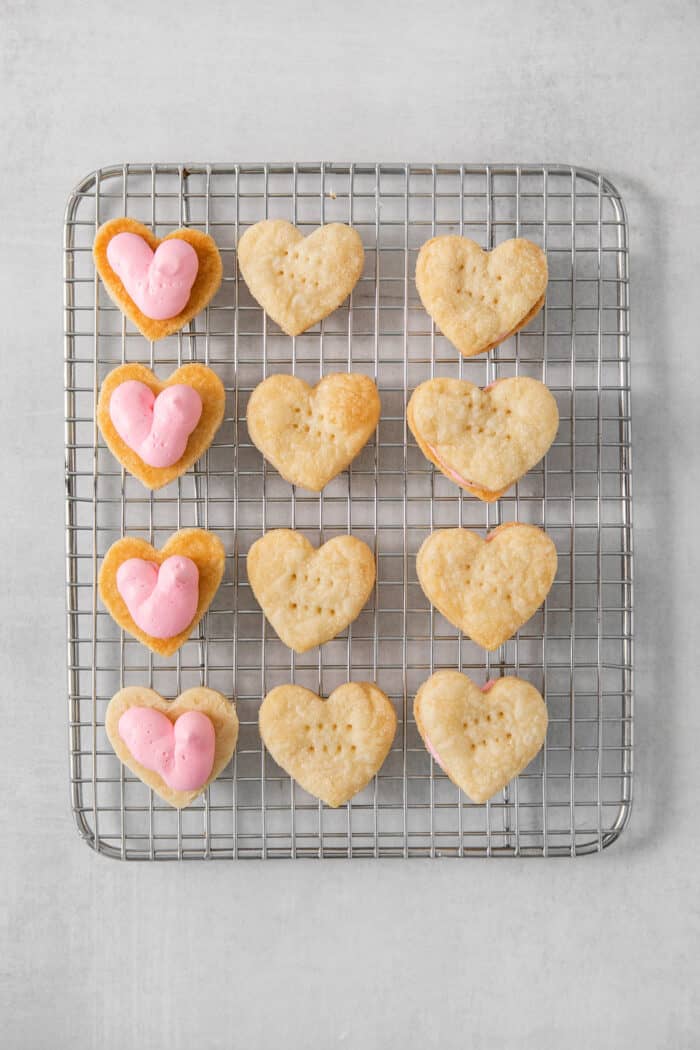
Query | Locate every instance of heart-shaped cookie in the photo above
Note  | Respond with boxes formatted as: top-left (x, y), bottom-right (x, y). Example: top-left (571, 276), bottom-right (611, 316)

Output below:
top-left (97, 363), bottom-right (225, 489)
top-left (105, 686), bottom-right (239, 808)
top-left (247, 373), bottom-right (380, 491)
top-left (415, 236), bottom-right (548, 357)
top-left (408, 376), bottom-right (558, 501)
top-left (259, 682), bottom-right (396, 807)
top-left (414, 671), bottom-right (547, 803)
top-left (237, 220), bottom-right (365, 336)
top-left (416, 523), bottom-right (557, 650)
top-left (93, 217), bottom-right (223, 340)
top-left (99, 528), bottom-right (226, 656)
top-left (246, 530), bottom-right (375, 653)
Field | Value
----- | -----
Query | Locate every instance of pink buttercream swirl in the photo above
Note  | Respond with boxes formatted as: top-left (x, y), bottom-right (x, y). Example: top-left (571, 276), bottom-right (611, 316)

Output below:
top-left (116, 555), bottom-right (199, 638)
top-left (109, 380), bottom-right (203, 468)
top-left (119, 707), bottom-right (215, 791)
top-left (106, 232), bottom-right (199, 320)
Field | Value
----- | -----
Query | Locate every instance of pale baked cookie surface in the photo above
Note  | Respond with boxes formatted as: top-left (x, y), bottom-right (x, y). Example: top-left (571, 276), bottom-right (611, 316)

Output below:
top-left (416, 523), bottom-right (557, 650)
top-left (246, 530), bottom-right (375, 653)
top-left (237, 220), bottom-right (364, 336)
top-left (93, 217), bottom-right (222, 341)
top-left (247, 373), bottom-right (380, 491)
top-left (105, 686), bottom-right (239, 808)
top-left (259, 682), bottom-right (396, 807)
top-left (414, 671), bottom-right (547, 803)
top-left (407, 376), bottom-right (558, 501)
top-left (99, 528), bottom-right (225, 656)
top-left (415, 236), bottom-right (548, 357)
top-left (97, 362), bottom-right (225, 490)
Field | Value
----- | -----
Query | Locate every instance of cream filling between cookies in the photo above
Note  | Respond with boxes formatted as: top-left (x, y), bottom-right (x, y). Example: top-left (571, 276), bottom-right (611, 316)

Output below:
top-left (423, 681), bottom-right (496, 771)
top-left (423, 734), bottom-right (444, 769)
top-left (425, 442), bottom-right (498, 496)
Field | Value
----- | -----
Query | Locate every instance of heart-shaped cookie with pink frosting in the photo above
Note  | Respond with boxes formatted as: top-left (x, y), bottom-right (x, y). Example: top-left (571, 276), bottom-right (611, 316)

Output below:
top-left (105, 686), bottom-right (239, 808)
top-left (408, 376), bottom-right (559, 501)
top-left (99, 528), bottom-right (226, 656)
top-left (97, 363), bottom-right (225, 490)
top-left (414, 670), bottom-right (548, 803)
top-left (93, 217), bottom-right (223, 340)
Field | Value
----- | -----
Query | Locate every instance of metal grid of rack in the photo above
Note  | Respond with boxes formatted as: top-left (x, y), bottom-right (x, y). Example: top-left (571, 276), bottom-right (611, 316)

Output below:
top-left (64, 162), bottom-right (633, 859)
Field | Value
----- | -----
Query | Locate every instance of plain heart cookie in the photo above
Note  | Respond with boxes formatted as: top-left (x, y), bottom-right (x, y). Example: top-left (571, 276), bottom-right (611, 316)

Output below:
top-left (97, 363), bottom-right (225, 490)
top-left (414, 670), bottom-right (547, 803)
top-left (99, 528), bottom-right (226, 656)
top-left (237, 220), bottom-right (365, 336)
top-left (259, 682), bottom-right (396, 807)
top-left (93, 217), bottom-right (223, 340)
top-left (246, 530), bottom-right (375, 653)
top-left (415, 236), bottom-right (548, 357)
top-left (105, 686), bottom-right (239, 808)
top-left (247, 373), bottom-right (380, 490)
top-left (407, 376), bottom-right (558, 501)
top-left (416, 523), bottom-right (557, 650)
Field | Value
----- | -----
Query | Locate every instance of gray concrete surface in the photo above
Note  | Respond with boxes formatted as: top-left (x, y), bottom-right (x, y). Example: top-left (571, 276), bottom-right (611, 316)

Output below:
top-left (1, 0), bottom-right (698, 1046)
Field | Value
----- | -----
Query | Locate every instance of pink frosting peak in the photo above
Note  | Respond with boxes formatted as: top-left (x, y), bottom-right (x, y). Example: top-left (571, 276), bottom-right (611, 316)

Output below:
top-left (119, 707), bottom-right (215, 791)
top-left (116, 555), bottom-right (199, 638)
top-left (106, 232), bottom-right (199, 320)
top-left (109, 380), bottom-right (203, 468)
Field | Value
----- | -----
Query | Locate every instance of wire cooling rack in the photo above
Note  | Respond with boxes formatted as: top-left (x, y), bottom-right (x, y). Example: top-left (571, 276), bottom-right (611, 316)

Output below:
top-left (64, 162), bottom-right (633, 859)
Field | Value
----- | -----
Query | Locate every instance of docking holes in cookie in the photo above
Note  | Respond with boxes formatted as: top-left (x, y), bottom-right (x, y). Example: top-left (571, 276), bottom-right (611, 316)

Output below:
top-left (259, 682), bottom-right (396, 807)
top-left (407, 376), bottom-right (558, 500)
top-left (246, 530), bottom-right (375, 653)
top-left (416, 524), bottom-right (557, 650)
top-left (415, 236), bottom-right (547, 358)
top-left (247, 372), bottom-right (380, 490)
top-left (414, 670), bottom-right (547, 803)
top-left (237, 220), bottom-right (364, 336)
